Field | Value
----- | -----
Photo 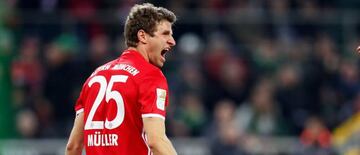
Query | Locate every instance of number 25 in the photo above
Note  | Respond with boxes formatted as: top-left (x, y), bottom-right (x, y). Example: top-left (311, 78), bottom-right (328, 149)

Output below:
top-left (84, 75), bottom-right (128, 130)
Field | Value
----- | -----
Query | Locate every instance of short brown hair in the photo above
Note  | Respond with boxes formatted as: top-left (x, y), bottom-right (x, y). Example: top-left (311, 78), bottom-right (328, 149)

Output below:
top-left (124, 3), bottom-right (176, 47)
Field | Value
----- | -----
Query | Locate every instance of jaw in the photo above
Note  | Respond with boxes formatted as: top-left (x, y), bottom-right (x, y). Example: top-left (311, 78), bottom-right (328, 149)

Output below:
top-left (151, 60), bottom-right (164, 68)
top-left (148, 54), bottom-right (165, 68)
top-left (147, 46), bottom-right (170, 68)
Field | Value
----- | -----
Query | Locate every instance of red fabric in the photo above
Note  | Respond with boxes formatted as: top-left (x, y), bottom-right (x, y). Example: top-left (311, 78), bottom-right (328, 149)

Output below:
top-left (300, 128), bottom-right (332, 148)
top-left (75, 50), bottom-right (169, 155)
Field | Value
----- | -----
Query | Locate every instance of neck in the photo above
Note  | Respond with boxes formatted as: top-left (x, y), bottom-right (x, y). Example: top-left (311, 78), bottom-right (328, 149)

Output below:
top-left (128, 46), bottom-right (149, 62)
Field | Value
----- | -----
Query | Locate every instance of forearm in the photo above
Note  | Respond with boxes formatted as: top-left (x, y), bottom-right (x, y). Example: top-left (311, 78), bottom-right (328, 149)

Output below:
top-left (143, 117), bottom-right (176, 155)
top-left (65, 113), bottom-right (84, 155)
top-left (65, 146), bottom-right (83, 155)
top-left (149, 136), bottom-right (177, 155)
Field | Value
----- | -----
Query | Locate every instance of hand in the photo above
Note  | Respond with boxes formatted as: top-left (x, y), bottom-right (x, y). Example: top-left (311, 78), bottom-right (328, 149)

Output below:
top-left (357, 46), bottom-right (360, 53)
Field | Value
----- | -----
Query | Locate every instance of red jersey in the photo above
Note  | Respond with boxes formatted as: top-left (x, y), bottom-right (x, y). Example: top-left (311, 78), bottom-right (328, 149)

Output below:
top-left (74, 50), bottom-right (169, 155)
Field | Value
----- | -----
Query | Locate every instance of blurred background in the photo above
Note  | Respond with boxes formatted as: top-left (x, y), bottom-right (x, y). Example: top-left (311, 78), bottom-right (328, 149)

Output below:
top-left (0, 0), bottom-right (360, 154)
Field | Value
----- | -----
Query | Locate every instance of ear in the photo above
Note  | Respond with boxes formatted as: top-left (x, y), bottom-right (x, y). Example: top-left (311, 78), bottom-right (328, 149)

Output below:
top-left (137, 29), bottom-right (148, 44)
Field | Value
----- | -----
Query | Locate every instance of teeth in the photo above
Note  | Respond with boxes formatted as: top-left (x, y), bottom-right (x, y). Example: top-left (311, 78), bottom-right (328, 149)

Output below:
top-left (162, 48), bottom-right (170, 57)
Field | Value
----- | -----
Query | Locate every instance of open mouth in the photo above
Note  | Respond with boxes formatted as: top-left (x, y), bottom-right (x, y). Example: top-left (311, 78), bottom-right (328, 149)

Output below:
top-left (161, 48), bottom-right (170, 58)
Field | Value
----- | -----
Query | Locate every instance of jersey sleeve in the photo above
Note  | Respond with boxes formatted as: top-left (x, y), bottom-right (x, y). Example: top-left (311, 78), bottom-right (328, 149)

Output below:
top-left (138, 71), bottom-right (169, 120)
top-left (74, 83), bottom-right (87, 115)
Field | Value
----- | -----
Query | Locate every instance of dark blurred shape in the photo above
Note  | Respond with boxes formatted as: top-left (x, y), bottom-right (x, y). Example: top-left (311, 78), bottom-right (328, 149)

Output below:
top-left (171, 93), bottom-right (207, 137)
top-left (15, 109), bottom-right (39, 138)
top-left (276, 64), bottom-right (308, 134)
top-left (235, 77), bottom-right (291, 136)
top-left (205, 99), bottom-right (247, 155)
top-left (11, 36), bottom-right (43, 94)
top-left (42, 33), bottom-right (80, 137)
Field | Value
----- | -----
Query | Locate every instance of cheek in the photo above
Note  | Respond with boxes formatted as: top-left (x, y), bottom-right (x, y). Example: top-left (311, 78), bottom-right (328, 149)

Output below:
top-left (152, 43), bottom-right (162, 53)
top-left (150, 39), bottom-right (161, 49)
top-left (149, 51), bottom-right (159, 61)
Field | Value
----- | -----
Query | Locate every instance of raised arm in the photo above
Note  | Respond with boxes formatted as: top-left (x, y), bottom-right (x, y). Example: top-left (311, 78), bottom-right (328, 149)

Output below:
top-left (143, 117), bottom-right (177, 155)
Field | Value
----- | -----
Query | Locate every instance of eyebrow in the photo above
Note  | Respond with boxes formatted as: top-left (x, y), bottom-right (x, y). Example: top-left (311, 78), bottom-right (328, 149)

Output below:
top-left (162, 30), bottom-right (172, 35)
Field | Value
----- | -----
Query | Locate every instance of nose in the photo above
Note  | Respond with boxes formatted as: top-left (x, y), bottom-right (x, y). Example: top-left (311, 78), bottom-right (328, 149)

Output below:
top-left (168, 36), bottom-right (176, 46)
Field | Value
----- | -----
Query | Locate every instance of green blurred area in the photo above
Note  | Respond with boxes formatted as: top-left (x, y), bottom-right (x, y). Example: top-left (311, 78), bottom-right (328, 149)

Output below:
top-left (0, 25), bottom-right (16, 139)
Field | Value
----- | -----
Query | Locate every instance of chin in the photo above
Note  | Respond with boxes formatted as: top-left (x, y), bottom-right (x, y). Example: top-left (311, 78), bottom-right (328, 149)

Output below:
top-left (151, 62), bottom-right (163, 68)
top-left (157, 64), bottom-right (164, 68)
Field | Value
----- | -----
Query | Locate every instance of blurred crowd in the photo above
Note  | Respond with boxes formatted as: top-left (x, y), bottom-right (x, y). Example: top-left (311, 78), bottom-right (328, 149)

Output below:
top-left (0, 0), bottom-right (360, 154)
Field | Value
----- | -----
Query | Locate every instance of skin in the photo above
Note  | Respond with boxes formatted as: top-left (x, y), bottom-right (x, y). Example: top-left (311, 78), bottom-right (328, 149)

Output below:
top-left (357, 45), bottom-right (360, 54)
top-left (133, 19), bottom-right (177, 155)
top-left (142, 117), bottom-right (177, 155)
top-left (65, 20), bottom-right (177, 155)
top-left (130, 20), bottom-right (176, 68)
top-left (65, 113), bottom-right (84, 155)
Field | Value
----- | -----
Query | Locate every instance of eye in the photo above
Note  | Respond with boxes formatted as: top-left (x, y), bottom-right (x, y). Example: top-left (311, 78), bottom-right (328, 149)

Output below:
top-left (162, 30), bottom-right (171, 36)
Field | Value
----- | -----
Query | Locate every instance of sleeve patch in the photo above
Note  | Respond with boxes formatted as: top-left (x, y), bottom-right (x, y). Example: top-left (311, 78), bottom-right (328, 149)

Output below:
top-left (156, 88), bottom-right (166, 110)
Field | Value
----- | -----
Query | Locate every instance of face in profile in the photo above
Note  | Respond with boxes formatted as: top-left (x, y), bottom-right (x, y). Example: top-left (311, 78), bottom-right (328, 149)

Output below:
top-left (147, 20), bottom-right (176, 68)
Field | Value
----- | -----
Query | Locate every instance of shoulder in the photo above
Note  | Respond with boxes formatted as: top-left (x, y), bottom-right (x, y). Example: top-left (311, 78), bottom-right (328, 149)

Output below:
top-left (138, 66), bottom-right (167, 83)
top-left (134, 68), bottom-right (168, 93)
top-left (90, 59), bottom-right (119, 77)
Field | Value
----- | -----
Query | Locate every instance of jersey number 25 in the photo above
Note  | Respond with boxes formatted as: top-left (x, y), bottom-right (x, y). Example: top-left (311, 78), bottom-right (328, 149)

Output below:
top-left (84, 75), bottom-right (128, 130)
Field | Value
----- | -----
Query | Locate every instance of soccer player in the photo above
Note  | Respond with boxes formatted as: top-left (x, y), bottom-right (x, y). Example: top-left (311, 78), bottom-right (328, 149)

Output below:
top-left (65, 3), bottom-right (177, 155)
